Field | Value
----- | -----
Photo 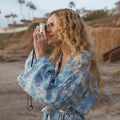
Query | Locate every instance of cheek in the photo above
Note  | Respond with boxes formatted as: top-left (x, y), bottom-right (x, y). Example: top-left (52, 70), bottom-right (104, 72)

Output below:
top-left (54, 33), bottom-right (59, 39)
top-left (54, 32), bottom-right (62, 44)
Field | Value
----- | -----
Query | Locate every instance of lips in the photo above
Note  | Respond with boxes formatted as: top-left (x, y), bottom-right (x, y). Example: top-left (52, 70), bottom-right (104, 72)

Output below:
top-left (48, 35), bottom-right (54, 39)
top-left (48, 35), bottom-right (54, 37)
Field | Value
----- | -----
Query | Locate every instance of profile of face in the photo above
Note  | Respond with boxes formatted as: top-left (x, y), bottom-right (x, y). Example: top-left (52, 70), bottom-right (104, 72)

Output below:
top-left (46, 14), bottom-right (62, 46)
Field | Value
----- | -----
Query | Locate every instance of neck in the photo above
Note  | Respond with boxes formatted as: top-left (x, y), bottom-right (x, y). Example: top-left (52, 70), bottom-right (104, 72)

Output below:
top-left (60, 42), bottom-right (71, 60)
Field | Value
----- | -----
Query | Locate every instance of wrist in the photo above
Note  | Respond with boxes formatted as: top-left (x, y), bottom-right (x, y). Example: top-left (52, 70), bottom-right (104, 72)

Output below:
top-left (36, 53), bottom-right (46, 60)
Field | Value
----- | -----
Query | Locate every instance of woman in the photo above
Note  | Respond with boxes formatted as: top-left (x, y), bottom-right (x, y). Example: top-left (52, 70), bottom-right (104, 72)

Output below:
top-left (17, 8), bottom-right (101, 120)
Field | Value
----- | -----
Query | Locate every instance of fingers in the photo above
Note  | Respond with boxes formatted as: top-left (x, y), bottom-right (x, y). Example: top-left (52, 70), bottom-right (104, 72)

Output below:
top-left (40, 32), bottom-right (44, 41)
top-left (33, 25), bottom-right (47, 58)
top-left (33, 32), bottom-right (37, 40)
top-left (33, 31), bottom-right (45, 43)
top-left (43, 27), bottom-right (47, 40)
top-left (33, 32), bottom-right (41, 41)
top-left (33, 25), bottom-right (47, 41)
top-left (36, 25), bottom-right (39, 32)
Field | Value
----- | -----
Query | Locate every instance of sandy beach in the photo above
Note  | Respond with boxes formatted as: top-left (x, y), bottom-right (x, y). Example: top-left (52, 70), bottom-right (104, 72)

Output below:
top-left (0, 60), bottom-right (120, 120)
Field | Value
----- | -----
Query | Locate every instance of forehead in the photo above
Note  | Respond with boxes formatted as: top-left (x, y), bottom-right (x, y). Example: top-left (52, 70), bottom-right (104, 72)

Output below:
top-left (47, 14), bottom-right (57, 25)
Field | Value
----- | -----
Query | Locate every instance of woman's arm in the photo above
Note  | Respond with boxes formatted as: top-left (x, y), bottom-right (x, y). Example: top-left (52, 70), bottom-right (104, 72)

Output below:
top-left (24, 50), bottom-right (36, 71)
top-left (17, 51), bottom-right (97, 111)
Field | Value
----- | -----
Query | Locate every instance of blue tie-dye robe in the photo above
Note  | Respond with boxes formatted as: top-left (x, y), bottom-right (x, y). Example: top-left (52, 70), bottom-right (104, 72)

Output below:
top-left (17, 50), bottom-right (98, 120)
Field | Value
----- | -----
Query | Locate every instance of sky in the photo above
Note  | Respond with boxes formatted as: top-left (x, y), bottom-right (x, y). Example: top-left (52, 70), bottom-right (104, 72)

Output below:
top-left (0, 0), bottom-right (119, 28)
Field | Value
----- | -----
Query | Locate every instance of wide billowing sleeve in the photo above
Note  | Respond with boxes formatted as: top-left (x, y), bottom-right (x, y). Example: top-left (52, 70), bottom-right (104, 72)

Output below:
top-left (24, 50), bottom-right (36, 71)
top-left (17, 51), bottom-right (97, 112)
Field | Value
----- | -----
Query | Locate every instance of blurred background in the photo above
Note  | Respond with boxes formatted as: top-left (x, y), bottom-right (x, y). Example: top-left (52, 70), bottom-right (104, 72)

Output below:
top-left (0, 0), bottom-right (120, 120)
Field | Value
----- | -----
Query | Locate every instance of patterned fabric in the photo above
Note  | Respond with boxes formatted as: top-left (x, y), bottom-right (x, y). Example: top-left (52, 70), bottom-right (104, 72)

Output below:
top-left (17, 50), bottom-right (98, 120)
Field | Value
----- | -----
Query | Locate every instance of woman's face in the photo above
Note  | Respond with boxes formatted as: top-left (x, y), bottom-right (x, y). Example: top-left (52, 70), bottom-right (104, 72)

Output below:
top-left (47, 14), bottom-right (62, 45)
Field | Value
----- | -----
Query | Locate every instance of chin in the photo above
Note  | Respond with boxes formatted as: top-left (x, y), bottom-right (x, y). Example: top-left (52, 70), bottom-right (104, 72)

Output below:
top-left (48, 40), bottom-right (54, 45)
top-left (48, 42), bottom-right (58, 47)
top-left (48, 39), bottom-right (62, 46)
top-left (47, 40), bottom-right (51, 44)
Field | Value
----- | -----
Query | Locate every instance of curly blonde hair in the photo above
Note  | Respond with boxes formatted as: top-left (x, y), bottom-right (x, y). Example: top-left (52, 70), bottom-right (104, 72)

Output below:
top-left (48, 8), bottom-right (101, 110)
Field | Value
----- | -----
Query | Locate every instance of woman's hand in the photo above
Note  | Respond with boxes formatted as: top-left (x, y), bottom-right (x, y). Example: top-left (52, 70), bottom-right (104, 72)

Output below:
top-left (33, 26), bottom-right (47, 60)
